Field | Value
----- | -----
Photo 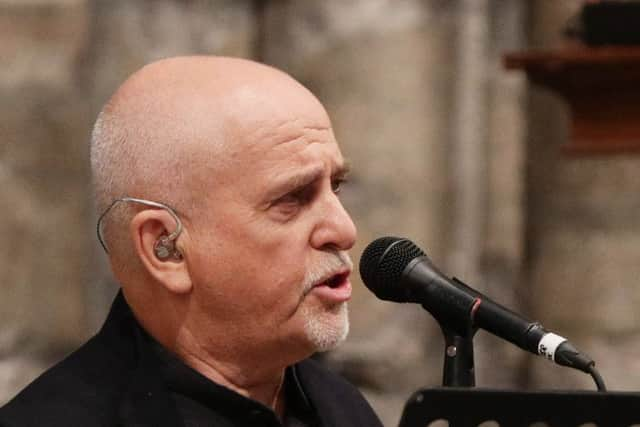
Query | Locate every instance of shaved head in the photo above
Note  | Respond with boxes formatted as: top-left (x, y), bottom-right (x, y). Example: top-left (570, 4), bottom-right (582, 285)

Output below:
top-left (91, 56), bottom-right (329, 267)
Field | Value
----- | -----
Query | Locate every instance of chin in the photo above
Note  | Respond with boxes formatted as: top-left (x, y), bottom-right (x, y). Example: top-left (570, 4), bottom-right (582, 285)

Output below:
top-left (302, 302), bottom-right (349, 353)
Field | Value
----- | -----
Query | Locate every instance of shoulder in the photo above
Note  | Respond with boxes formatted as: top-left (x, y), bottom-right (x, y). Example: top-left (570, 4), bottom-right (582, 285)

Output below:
top-left (0, 331), bottom-right (134, 427)
top-left (296, 358), bottom-right (384, 427)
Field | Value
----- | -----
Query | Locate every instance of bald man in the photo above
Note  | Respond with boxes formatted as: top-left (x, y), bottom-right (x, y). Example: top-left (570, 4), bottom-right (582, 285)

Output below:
top-left (0, 57), bottom-right (383, 427)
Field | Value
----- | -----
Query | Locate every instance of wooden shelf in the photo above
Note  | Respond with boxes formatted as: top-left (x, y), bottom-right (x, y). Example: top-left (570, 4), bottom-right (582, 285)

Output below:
top-left (504, 46), bottom-right (640, 155)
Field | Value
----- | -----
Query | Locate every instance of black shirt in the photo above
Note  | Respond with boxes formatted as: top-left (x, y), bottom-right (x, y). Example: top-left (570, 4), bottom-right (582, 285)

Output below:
top-left (0, 292), bottom-right (384, 427)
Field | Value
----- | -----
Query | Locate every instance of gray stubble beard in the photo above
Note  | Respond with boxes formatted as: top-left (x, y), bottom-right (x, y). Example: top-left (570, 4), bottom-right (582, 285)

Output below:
top-left (300, 251), bottom-right (353, 352)
top-left (302, 301), bottom-right (349, 352)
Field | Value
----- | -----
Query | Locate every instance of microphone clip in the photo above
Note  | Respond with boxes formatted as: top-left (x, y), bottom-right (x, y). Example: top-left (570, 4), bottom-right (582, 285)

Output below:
top-left (435, 295), bottom-right (480, 387)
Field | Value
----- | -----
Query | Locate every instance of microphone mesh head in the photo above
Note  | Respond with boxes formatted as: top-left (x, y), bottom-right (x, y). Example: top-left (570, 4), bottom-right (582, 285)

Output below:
top-left (359, 236), bottom-right (425, 301)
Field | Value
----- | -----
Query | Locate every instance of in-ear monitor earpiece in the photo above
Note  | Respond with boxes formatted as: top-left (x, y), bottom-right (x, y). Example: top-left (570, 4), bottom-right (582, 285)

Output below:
top-left (97, 197), bottom-right (184, 260)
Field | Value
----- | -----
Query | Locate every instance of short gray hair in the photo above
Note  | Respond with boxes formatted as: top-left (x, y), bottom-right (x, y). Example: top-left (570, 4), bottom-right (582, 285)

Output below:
top-left (89, 103), bottom-right (192, 262)
top-left (91, 107), bottom-right (128, 217)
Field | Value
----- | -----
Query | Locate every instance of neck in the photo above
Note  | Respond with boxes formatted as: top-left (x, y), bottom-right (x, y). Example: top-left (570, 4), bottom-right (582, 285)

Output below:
top-left (164, 327), bottom-right (288, 414)
top-left (180, 347), bottom-right (286, 413)
top-left (132, 295), bottom-right (292, 417)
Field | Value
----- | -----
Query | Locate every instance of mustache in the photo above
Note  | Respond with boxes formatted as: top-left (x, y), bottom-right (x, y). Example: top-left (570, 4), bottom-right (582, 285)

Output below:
top-left (302, 251), bottom-right (353, 294)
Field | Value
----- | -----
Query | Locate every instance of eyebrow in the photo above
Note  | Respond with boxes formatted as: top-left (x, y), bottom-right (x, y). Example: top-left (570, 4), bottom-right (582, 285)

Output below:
top-left (266, 166), bottom-right (324, 200)
top-left (266, 160), bottom-right (351, 200)
top-left (334, 159), bottom-right (351, 179)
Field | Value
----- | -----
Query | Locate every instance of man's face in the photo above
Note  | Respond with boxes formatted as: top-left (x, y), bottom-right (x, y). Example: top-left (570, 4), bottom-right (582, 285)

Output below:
top-left (184, 96), bottom-right (357, 361)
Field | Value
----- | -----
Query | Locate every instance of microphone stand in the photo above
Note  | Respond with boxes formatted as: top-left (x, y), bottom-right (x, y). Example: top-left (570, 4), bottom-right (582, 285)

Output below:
top-left (440, 324), bottom-right (478, 387)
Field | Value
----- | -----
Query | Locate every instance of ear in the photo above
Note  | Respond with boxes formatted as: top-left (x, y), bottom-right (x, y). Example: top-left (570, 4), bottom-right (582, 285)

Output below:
top-left (129, 209), bottom-right (192, 294)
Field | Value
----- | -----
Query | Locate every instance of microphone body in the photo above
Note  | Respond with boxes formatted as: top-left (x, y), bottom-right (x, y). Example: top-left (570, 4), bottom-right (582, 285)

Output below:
top-left (360, 237), bottom-right (595, 373)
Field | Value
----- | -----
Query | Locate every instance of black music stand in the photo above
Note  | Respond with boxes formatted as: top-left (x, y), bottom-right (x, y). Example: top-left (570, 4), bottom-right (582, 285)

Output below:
top-left (398, 387), bottom-right (640, 427)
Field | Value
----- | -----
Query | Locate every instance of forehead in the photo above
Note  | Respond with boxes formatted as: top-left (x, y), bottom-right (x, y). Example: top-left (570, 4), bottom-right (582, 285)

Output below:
top-left (184, 80), bottom-right (347, 198)
top-left (238, 118), bottom-right (345, 179)
top-left (187, 118), bottom-right (344, 215)
top-left (222, 86), bottom-right (344, 167)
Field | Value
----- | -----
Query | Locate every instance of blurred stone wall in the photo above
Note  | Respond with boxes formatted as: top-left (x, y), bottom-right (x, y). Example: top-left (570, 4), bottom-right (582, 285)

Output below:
top-left (525, 0), bottom-right (640, 391)
top-left (3, 1), bottom-right (640, 426)
top-left (1, 0), bottom-right (94, 402)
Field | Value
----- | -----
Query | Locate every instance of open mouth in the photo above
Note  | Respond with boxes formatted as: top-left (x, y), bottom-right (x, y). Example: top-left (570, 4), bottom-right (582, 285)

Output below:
top-left (310, 271), bottom-right (352, 302)
top-left (320, 272), bottom-right (349, 289)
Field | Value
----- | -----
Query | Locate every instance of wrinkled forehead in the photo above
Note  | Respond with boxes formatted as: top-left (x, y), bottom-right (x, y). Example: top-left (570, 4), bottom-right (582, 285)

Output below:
top-left (182, 87), bottom-right (344, 219)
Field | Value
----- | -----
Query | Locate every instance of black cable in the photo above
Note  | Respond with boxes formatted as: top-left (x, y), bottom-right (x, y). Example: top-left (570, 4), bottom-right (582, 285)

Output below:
top-left (588, 364), bottom-right (607, 392)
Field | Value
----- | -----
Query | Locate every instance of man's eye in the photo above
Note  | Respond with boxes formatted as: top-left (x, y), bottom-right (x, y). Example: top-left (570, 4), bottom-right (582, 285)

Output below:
top-left (278, 193), bottom-right (302, 205)
top-left (273, 189), bottom-right (308, 210)
top-left (332, 178), bottom-right (347, 194)
top-left (269, 192), bottom-right (305, 221)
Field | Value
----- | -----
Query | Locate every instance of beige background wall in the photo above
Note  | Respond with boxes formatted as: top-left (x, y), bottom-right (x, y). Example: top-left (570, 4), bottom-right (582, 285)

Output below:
top-left (3, 1), bottom-right (640, 426)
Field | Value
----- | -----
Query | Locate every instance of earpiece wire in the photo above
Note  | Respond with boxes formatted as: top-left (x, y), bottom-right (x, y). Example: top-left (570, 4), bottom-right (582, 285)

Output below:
top-left (96, 197), bottom-right (183, 254)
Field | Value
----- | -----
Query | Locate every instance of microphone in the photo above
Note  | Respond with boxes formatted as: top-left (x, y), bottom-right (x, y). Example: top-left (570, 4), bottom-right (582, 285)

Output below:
top-left (360, 236), bottom-right (596, 375)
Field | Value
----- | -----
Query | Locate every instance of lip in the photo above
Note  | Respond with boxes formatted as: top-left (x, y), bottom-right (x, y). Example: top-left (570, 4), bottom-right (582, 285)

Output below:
top-left (309, 270), bottom-right (352, 303)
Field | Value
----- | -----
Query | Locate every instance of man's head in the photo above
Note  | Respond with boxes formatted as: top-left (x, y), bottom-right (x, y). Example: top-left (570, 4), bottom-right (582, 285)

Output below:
top-left (90, 56), bottom-right (357, 370)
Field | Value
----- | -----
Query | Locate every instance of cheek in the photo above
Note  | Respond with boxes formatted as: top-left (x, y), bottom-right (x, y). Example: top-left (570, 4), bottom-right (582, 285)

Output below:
top-left (185, 204), bottom-right (314, 306)
top-left (187, 232), bottom-right (308, 313)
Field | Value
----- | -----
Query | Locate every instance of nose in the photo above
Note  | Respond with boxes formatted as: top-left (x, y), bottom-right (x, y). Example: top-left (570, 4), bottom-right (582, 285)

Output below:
top-left (310, 191), bottom-right (357, 251)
